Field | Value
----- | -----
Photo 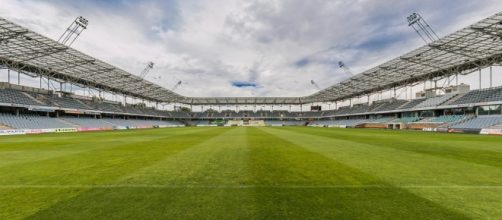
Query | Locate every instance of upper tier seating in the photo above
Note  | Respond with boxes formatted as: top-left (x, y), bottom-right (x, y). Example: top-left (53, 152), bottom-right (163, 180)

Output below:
top-left (450, 87), bottom-right (502, 105)
top-left (170, 111), bottom-right (190, 118)
top-left (122, 106), bottom-right (144, 115)
top-left (0, 89), bottom-right (44, 106)
top-left (257, 111), bottom-right (270, 117)
top-left (270, 111), bottom-right (287, 118)
top-left (283, 111), bottom-right (299, 118)
top-left (372, 100), bottom-right (408, 112)
top-left (350, 104), bottom-right (371, 114)
top-left (212, 111), bottom-right (229, 118)
top-left (0, 113), bottom-right (74, 129)
top-left (301, 111), bottom-right (323, 118)
top-left (482, 87), bottom-right (502, 103)
top-left (61, 117), bottom-right (113, 128)
top-left (398, 99), bottom-right (426, 109)
top-left (334, 106), bottom-right (352, 115)
top-left (190, 112), bottom-right (202, 118)
top-left (50, 96), bottom-right (92, 110)
top-left (235, 111), bottom-right (252, 117)
top-left (414, 94), bottom-right (457, 109)
top-left (87, 101), bottom-right (123, 113)
top-left (248, 111), bottom-right (261, 118)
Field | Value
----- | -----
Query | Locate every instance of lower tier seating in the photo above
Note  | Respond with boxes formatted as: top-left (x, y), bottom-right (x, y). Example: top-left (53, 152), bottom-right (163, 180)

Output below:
top-left (450, 115), bottom-right (502, 130)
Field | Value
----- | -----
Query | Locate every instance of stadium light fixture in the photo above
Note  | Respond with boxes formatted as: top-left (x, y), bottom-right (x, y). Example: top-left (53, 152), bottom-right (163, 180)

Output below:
top-left (58, 16), bottom-right (88, 46)
top-left (139, 62), bottom-right (155, 79)
top-left (407, 12), bottom-right (439, 43)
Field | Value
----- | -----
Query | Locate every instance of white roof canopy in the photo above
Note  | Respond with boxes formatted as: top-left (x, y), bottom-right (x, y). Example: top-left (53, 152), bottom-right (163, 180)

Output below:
top-left (1, 12), bottom-right (502, 105)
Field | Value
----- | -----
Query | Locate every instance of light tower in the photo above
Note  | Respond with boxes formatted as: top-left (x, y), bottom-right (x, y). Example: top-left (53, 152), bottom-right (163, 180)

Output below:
top-left (139, 62), bottom-right (155, 79)
top-left (58, 16), bottom-right (88, 46)
top-left (310, 80), bottom-right (321, 90)
top-left (171, 80), bottom-right (183, 91)
top-left (407, 12), bottom-right (439, 43)
top-left (338, 61), bottom-right (355, 76)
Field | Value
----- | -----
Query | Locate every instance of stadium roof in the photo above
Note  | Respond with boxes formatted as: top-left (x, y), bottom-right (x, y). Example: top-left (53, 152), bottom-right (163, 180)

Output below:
top-left (1, 12), bottom-right (502, 105)
top-left (0, 17), bottom-right (185, 103)
top-left (307, 12), bottom-right (502, 103)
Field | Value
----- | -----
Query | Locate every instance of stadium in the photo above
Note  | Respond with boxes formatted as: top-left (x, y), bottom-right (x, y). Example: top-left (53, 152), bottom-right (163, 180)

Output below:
top-left (1, 1), bottom-right (502, 219)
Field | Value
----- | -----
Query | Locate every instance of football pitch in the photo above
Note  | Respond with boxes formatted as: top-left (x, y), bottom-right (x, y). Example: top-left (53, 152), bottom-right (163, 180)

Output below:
top-left (0, 127), bottom-right (501, 219)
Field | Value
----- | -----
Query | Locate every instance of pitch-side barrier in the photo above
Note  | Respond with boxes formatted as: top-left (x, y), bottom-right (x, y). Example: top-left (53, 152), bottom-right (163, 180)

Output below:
top-left (0, 125), bottom-right (185, 136)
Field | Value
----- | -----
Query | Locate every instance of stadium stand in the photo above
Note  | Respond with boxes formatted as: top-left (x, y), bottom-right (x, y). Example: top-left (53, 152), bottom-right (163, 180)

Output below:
top-left (1, 13), bottom-right (502, 135)
top-left (392, 117), bottom-right (421, 123)
top-left (246, 111), bottom-right (258, 118)
top-left (449, 87), bottom-right (502, 105)
top-left (264, 120), bottom-right (284, 126)
top-left (0, 89), bottom-right (46, 106)
top-left (398, 98), bottom-right (426, 109)
top-left (414, 94), bottom-right (457, 109)
top-left (0, 113), bottom-right (74, 129)
top-left (61, 117), bottom-right (113, 128)
top-left (49, 96), bottom-right (93, 110)
top-left (301, 111), bottom-right (323, 118)
top-left (334, 106), bottom-right (353, 115)
top-left (349, 104), bottom-right (371, 114)
top-left (282, 120), bottom-right (306, 126)
top-left (372, 99), bottom-right (408, 112)
top-left (427, 115), bottom-right (465, 123)
top-left (2, 82), bottom-right (502, 132)
top-left (450, 115), bottom-right (502, 130)
top-left (170, 111), bottom-right (189, 118)
top-left (481, 87), bottom-right (502, 103)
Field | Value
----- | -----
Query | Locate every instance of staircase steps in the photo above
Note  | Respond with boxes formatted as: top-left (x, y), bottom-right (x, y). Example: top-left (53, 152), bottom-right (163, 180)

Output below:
top-left (21, 92), bottom-right (45, 105)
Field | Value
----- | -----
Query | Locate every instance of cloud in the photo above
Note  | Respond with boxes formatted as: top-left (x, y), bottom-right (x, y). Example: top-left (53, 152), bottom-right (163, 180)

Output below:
top-left (0, 0), bottom-right (501, 99)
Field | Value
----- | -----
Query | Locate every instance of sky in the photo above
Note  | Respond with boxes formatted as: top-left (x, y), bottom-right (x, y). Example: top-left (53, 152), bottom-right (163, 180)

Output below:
top-left (0, 0), bottom-right (501, 99)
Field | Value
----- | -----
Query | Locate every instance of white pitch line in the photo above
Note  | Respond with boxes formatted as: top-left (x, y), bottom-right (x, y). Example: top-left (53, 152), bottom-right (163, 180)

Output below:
top-left (1, 185), bottom-right (502, 189)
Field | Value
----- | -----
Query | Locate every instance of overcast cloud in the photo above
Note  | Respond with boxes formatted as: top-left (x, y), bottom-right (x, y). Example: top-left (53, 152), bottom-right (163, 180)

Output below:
top-left (0, 0), bottom-right (501, 98)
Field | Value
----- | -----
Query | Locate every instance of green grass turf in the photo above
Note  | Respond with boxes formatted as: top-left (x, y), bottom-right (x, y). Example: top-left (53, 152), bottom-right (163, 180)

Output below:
top-left (0, 126), bottom-right (501, 219)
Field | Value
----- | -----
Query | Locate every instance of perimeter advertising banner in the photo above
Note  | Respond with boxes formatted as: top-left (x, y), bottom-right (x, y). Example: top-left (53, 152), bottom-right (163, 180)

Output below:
top-left (77, 127), bottom-right (106, 132)
top-left (480, 129), bottom-right (502, 135)
top-left (0, 129), bottom-right (26, 136)
top-left (54, 128), bottom-right (78, 133)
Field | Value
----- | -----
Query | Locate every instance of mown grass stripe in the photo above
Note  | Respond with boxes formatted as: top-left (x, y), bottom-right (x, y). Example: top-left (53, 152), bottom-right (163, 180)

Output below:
top-left (23, 127), bottom-right (257, 220)
top-left (0, 127), bottom-right (225, 220)
top-left (282, 126), bottom-right (502, 168)
top-left (246, 127), bottom-right (470, 220)
top-left (260, 126), bottom-right (502, 219)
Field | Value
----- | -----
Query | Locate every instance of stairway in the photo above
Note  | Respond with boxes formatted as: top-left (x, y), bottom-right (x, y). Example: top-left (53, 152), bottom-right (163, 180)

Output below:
top-left (21, 92), bottom-right (45, 105)
top-left (488, 123), bottom-right (502, 129)
top-left (0, 123), bottom-right (13, 130)
top-left (442, 93), bottom-right (467, 106)
top-left (75, 99), bottom-right (93, 109)
top-left (57, 118), bottom-right (80, 128)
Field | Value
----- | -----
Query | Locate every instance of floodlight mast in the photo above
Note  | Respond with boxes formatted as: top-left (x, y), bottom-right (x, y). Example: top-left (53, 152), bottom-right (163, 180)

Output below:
top-left (171, 80), bottom-right (182, 91)
top-left (58, 16), bottom-right (88, 46)
top-left (338, 61), bottom-right (354, 75)
top-left (139, 62), bottom-right (155, 78)
top-left (407, 12), bottom-right (439, 43)
top-left (310, 80), bottom-right (321, 90)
